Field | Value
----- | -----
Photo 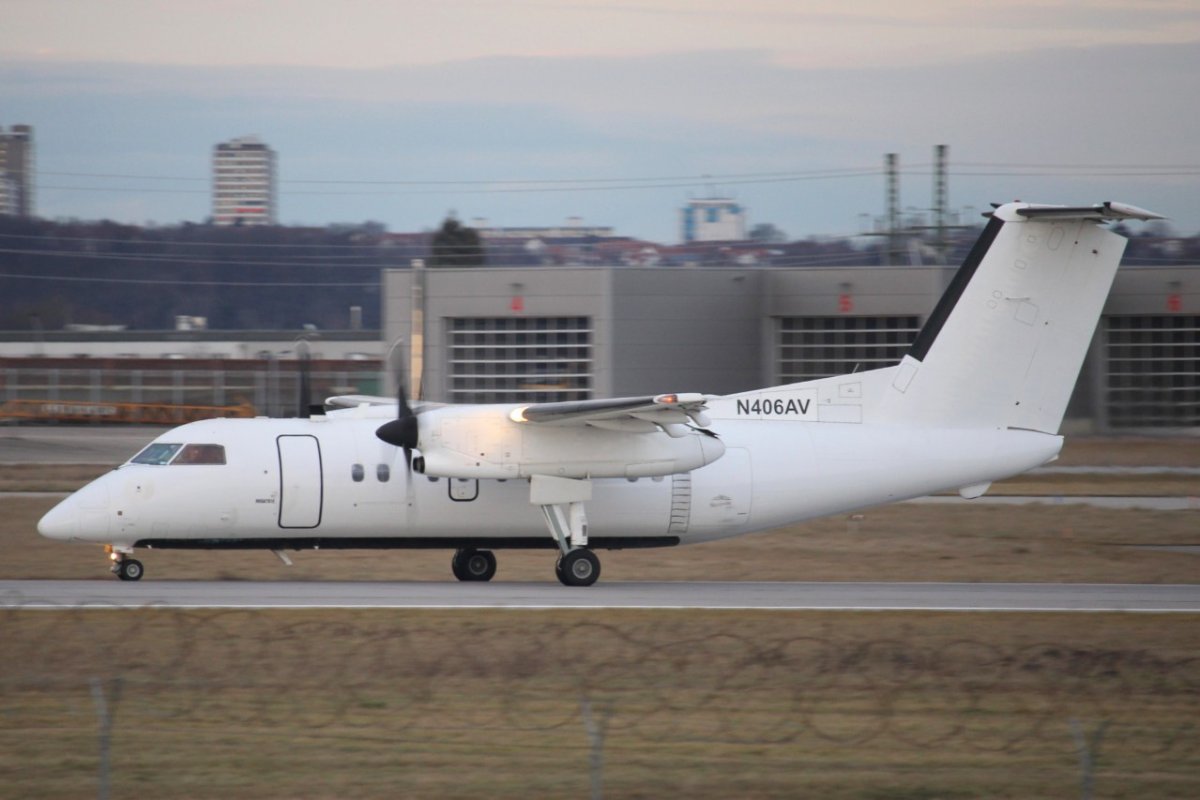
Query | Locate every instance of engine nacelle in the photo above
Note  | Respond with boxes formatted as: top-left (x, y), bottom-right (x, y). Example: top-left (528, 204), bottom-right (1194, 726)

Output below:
top-left (415, 404), bottom-right (725, 480)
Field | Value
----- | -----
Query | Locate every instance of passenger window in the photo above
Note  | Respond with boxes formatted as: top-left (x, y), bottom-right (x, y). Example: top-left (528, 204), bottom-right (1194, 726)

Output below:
top-left (377, 464), bottom-right (390, 483)
top-left (131, 443), bottom-right (182, 465)
top-left (171, 444), bottom-right (227, 465)
top-left (351, 464), bottom-right (364, 482)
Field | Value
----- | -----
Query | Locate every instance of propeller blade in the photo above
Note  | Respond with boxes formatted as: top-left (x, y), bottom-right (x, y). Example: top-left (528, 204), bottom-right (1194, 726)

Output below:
top-left (375, 340), bottom-right (420, 451)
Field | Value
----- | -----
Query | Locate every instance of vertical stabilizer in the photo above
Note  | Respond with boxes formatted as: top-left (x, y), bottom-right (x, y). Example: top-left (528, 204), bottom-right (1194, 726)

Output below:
top-left (877, 202), bottom-right (1160, 433)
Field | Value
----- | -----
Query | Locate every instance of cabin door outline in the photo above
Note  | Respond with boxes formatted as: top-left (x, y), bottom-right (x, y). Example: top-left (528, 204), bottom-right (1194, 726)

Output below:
top-left (277, 434), bottom-right (324, 528)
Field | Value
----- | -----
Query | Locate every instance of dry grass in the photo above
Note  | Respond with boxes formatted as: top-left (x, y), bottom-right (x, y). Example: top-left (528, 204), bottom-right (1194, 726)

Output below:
top-left (1, 609), bottom-right (1197, 799)
top-left (1054, 436), bottom-right (1200, 467)
top-left (990, 473), bottom-right (1200, 496)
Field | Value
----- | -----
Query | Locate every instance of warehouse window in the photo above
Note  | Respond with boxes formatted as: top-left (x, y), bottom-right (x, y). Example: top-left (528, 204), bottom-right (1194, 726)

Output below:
top-left (447, 316), bottom-right (593, 403)
top-left (776, 316), bottom-right (921, 383)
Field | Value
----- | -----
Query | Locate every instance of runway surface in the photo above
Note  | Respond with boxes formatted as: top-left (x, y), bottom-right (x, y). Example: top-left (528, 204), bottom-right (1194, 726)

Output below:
top-left (3, 580), bottom-right (1198, 612)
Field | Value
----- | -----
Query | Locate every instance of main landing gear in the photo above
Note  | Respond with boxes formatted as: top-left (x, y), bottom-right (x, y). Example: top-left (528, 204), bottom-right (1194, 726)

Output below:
top-left (555, 548), bottom-right (601, 587)
top-left (451, 548), bottom-right (497, 582)
top-left (534, 474), bottom-right (602, 587)
top-left (449, 545), bottom-right (601, 587)
top-left (108, 546), bottom-right (143, 582)
top-left (446, 476), bottom-right (605, 587)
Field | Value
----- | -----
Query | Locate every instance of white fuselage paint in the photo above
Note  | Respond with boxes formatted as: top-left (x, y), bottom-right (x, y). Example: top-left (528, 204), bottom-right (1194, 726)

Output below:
top-left (38, 409), bottom-right (1062, 550)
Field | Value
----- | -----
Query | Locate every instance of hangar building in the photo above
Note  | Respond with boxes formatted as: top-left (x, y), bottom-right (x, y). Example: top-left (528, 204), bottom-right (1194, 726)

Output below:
top-left (383, 263), bottom-right (1198, 433)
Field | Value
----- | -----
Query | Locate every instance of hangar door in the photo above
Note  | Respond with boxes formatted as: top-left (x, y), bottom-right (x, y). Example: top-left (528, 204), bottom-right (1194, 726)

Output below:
top-left (277, 435), bottom-right (323, 528)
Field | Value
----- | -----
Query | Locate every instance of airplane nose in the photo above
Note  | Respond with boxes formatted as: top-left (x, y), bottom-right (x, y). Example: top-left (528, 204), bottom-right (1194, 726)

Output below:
top-left (38, 478), bottom-right (112, 541)
top-left (37, 496), bottom-right (80, 540)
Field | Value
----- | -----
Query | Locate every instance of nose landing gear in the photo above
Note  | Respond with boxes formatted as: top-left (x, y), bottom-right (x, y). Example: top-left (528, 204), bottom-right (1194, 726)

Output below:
top-left (108, 546), bottom-right (144, 582)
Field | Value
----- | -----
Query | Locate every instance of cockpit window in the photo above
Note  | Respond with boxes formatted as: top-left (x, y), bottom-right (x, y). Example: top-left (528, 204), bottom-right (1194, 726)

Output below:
top-left (172, 444), bottom-right (227, 465)
top-left (131, 443), bottom-right (182, 465)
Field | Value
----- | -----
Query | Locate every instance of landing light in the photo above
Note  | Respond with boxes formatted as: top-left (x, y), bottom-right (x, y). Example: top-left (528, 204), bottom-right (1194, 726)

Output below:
top-left (509, 407), bottom-right (529, 423)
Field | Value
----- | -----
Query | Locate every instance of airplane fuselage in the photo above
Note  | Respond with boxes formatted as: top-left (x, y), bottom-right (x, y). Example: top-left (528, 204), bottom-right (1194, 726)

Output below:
top-left (40, 407), bottom-right (1061, 553)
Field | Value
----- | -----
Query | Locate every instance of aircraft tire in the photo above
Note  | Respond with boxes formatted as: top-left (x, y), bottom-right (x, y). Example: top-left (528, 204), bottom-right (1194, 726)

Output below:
top-left (452, 548), bottom-right (496, 582)
top-left (117, 558), bottom-right (144, 582)
top-left (556, 549), bottom-right (600, 587)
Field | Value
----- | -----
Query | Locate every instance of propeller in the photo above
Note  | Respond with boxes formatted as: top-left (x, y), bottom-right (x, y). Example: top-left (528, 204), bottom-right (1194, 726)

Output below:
top-left (375, 345), bottom-right (420, 493)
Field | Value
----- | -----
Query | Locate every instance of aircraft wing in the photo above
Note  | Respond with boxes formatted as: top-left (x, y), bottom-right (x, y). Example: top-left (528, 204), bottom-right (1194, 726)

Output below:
top-left (513, 393), bottom-right (713, 430)
top-left (326, 395), bottom-right (445, 412)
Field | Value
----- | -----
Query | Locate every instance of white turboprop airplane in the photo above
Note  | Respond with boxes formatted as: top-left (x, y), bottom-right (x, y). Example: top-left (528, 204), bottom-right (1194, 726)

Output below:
top-left (38, 201), bottom-right (1161, 586)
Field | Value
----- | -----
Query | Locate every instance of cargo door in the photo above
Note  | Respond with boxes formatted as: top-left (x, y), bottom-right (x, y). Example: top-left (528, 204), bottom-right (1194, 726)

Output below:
top-left (277, 435), bottom-right (323, 528)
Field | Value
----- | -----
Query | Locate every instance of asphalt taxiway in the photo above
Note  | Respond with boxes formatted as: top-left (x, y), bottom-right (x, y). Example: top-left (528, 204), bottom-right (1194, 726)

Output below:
top-left (3, 580), bottom-right (1198, 612)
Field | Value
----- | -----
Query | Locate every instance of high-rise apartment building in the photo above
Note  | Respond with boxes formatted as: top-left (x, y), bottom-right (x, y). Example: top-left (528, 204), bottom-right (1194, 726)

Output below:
top-left (680, 197), bottom-right (746, 242)
top-left (212, 135), bottom-right (276, 226)
top-left (0, 125), bottom-right (35, 217)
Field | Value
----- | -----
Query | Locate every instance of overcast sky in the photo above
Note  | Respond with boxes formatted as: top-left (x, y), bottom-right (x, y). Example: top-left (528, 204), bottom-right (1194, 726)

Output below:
top-left (3, 0), bottom-right (1198, 240)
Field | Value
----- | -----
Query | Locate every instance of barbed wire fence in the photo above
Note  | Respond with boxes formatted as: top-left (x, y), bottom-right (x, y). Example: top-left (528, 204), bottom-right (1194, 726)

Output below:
top-left (2, 598), bottom-right (1197, 796)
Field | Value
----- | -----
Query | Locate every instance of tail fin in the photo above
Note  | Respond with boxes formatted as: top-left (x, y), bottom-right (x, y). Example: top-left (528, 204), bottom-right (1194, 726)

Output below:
top-left (877, 201), bottom-right (1162, 433)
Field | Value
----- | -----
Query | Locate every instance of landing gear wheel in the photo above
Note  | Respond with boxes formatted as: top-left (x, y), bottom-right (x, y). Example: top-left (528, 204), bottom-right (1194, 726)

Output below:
top-left (116, 558), bottom-right (144, 582)
top-left (451, 548), bottom-right (496, 582)
top-left (556, 549), bottom-right (600, 587)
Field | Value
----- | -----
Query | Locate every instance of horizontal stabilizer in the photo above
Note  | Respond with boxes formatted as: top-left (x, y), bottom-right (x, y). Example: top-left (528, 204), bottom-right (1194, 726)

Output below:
top-left (1013, 201), bottom-right (1164, 222)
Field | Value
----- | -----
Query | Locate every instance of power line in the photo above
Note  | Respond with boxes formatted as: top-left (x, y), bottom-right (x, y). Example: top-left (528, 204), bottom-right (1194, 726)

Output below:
top-left (39, 170), bottom-right (883, 198)
top-left (39, 166), bottom-right (882, 186)
top-left (39, 162), bottom-right (1200, 187)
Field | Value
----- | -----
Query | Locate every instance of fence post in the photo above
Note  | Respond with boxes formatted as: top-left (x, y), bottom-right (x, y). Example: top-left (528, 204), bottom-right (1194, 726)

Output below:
top-left (580, 695), bottom-right (611, 800)
top-left (90, 677), bottom-right (124, 800)
top-left (1070, 718), bottom-right (1109, 800)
